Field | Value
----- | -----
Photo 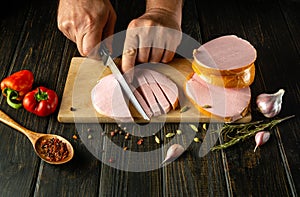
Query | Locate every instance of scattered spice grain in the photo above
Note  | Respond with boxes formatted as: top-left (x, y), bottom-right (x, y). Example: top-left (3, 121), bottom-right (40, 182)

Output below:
top-left (180, 105), bottom-right (190, 113)
top-left (125, 133), bottom-right (130, 140)
top-left (166, 132), bottom-right (175, 138)
top-left (137, 138), bottom-right (144, 145)
top-left (72, 134), bottom-right (78, 140)
top-left (155, 135), bottom-right (160, 144)
top-left (202, 105), bottom-right (212, 108)
top-left (189, 124), bottom-right (198, 132)
top-left (202, 123), bottom-right (207, 130)
top-left (176, 129), bottom-right (182, 135)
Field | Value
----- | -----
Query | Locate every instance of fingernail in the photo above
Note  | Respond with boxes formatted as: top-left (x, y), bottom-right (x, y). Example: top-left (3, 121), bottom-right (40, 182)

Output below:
top-left (124, 48), bottom-right (136, 56)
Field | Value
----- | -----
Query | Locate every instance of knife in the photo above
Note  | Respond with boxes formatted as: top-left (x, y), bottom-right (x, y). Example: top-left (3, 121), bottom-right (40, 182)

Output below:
top-left (99, 44), bottom-right (150, 121)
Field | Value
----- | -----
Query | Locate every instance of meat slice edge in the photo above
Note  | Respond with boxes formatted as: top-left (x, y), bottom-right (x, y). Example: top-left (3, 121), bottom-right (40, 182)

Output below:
top-left (91, 75), bottom-right (133, 122)
top-left (148, 69), bottom-right (179, 110)
top-left (129, 83), bottom-right (153, 118)
top-left (134, 70), bottom-right (162, 116)
top-left (143, 70), bottom-right (171, 114)
top-left (185, 73), bottom-right (251, 122)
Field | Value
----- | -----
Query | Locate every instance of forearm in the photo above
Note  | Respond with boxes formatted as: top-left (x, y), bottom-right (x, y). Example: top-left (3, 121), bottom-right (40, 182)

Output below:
top-left (145, 0), bottom-right (183, 23)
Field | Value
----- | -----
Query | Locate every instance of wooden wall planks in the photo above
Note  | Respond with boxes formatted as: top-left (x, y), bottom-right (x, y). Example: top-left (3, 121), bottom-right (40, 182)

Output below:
top-left (0, 0), bottom-right (299, 196)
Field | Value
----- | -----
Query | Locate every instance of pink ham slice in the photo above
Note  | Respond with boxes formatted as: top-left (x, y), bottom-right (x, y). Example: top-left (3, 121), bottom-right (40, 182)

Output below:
top-left (148, 70), bottom-right (179, 110)
top-left (91, 68), bottom-right (179, 121)
top-left (129, 84), bottom-right (153, 118)
top-left (134, 68), bottom-right (174, 114)
top-left (193, 35), bottom-right (257, 70)
top-left (185, 73), bottom-right (251, 122)
top-left (91, 75), bottom-right (134, 122)
top-left (134, 71), bottom-right (162, 116)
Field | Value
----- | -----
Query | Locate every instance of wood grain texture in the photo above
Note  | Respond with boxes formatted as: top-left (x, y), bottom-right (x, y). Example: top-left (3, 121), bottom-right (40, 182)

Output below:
top-left (99, 123), bottom-right (163, 197)
top-left (163, 123), bottom-right (228, 196)
top-left (237, 1), bottom-right (299, 195)
top-left (0, 0), bottom-right (299, 196)
top-left (196, 0), bottom-right (299, 196)
top-left (277, 1), bottom-right (300, 192)
top-left (0, 2), bottom-right (43, 197)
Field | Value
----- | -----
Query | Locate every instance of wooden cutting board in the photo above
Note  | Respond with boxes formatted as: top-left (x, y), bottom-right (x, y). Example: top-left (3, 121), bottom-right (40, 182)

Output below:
top-left (57, 57), bottom-right (251, 123)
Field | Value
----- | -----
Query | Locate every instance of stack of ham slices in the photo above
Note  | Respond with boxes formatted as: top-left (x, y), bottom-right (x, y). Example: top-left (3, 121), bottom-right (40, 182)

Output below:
top-left (184, 35), bottom-right (257, 122)
top-left (91, 67), bottom-right (179, 122)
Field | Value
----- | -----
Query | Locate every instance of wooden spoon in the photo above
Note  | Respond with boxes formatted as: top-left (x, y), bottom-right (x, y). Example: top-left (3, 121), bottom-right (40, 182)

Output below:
top-left (0, 110), bottom-right (74, 165)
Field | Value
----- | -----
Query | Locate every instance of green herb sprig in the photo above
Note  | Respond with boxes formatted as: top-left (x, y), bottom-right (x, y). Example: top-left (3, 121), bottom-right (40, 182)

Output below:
top-left (211, 115), bottom-right (295, 151)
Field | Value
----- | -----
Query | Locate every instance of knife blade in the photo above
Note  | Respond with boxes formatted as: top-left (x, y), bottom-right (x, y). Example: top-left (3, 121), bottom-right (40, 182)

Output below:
top-left (99, 44), bottom-right (150, 121)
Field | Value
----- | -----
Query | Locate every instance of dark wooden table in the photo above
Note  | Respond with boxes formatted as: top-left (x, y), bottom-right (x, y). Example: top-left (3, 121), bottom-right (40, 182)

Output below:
top-left (1, 0), bottom-right (299, 196)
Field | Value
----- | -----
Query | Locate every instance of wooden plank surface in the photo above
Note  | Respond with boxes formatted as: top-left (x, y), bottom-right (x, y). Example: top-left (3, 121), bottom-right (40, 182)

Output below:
top-left (277, 0), bottom-right (300, 192)
top-left (0, 0), bottom-right (299, 196)
top-left (0, 2), bottom-right (54, 197)
top-left (196, 1), bottom-right (299, 196)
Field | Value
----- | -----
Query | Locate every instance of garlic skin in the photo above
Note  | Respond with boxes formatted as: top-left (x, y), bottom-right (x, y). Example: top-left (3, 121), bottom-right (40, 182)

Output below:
top-left (161, 144), bottom-right (185, 165)
top-left (256, 89), bottom-right (285, 118)
top-left (254, 131), bottom-right (271, 152)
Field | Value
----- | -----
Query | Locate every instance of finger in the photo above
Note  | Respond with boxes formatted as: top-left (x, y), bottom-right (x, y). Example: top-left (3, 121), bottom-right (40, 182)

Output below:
top-left (80, 29), bottom-right (103, 56)
top-left (122, 30), bottom-right (138, 73)
top-left (149, 47), bottom-right (164, 63)
top-left (161, 50), bottom-right (175, 63)
top-left (137, 47), bottom-right (151, 63)
top-left (57, 21), bottom-right (76, 43)
top-left (102, 11), bottom-right (117, 53)
top-left (121, 48), bottom-right (137, 73)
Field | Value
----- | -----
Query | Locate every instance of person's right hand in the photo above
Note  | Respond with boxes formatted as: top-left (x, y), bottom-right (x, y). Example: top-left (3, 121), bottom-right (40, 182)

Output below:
top-left (57, 0), bottom-right (116, 56)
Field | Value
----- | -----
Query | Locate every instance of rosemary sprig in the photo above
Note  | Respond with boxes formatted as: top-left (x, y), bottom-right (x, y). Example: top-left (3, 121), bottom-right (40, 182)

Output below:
top-left (211, 115), bottom-right (295, 151)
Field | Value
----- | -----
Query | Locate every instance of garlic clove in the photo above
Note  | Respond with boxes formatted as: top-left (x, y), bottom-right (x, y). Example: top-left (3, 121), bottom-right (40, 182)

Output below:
top-left (161, 144), bottom-right (185, 165)
top-left (256, 89), bottom-right (285, 118)
top-left (254, 131), bottom-right (271, 152)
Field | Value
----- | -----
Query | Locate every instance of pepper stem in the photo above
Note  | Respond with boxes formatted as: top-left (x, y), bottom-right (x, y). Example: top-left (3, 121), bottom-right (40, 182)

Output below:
top-left (35, 88), bottom-right (48, 102)
top-left (4, 88), bottom-right (23, 109)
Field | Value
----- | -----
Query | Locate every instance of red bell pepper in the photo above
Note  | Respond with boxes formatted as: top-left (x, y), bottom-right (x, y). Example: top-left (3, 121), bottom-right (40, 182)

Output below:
top-left (1, 70), bottom-right (34, 109)
top-left (23, 86), bottom-right (58, 117)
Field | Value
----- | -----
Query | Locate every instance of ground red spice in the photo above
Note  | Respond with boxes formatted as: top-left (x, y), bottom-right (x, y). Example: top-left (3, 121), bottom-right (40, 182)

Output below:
top-left (40, 137), bottom-right (69, 162)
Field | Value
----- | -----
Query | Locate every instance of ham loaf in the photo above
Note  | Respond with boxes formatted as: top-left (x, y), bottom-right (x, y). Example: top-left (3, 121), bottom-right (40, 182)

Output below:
top-left (192, 35), bottom-right (257, 88)
top-left (185, 73), bottom-right (251, 122)
top-left (91, 68), bottom-right (179, 122)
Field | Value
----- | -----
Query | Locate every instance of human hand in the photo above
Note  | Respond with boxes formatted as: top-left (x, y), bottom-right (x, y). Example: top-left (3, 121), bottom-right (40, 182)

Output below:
top-left (57, 0), bottom-right (116, 56)
top-left (121, 8), bottom-right (182, 73)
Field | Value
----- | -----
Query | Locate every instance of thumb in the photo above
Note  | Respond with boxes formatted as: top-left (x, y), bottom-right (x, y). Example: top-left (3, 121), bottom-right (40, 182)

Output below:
top-left (81, 30), bottom-right (103, 56)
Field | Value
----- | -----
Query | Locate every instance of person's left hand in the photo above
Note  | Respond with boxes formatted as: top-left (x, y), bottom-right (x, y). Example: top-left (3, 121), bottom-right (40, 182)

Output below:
top-left (121, 8), bottom-right (182, 73)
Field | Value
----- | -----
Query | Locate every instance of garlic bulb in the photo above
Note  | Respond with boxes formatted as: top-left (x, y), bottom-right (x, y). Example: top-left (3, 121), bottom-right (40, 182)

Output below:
top-left (161, 144), bottom-right (185, 165)
top-left (256, 89), bottom-right (285, 118)
top-left (254, 131), bottom-right (270, 152)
